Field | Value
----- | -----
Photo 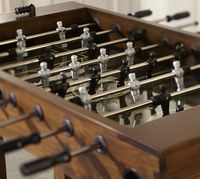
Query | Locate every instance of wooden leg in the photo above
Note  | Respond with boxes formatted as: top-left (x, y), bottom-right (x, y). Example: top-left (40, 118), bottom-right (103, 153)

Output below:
top-left (0, 137), bottom-right (7, 179)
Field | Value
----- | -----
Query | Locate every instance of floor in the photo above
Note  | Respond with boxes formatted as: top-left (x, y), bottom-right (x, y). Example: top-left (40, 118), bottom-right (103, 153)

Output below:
top-left (6, 150), bottom-right (53, 179)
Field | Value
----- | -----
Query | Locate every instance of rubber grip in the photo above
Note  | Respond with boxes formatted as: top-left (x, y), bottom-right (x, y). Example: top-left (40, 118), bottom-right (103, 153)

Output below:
top-left (166, 11), bottom-right (190, 22)
top-left (0, 132), bottom-right (41, 154)
top-left (133, 9), bottom-right (152, 18)
top-left (21, 150), bottom-right (71, 176)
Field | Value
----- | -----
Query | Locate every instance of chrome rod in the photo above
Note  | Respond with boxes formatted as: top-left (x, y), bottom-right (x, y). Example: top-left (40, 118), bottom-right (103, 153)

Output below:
top-left (103, 84), bottom-right (200, 118)
top-left (0, 104), bottom-right (43, 128)
top-left (71, 143), bottom-right (99, 157)
top-left (1, 39), bottom-right (160, 72)
top-left (25, 29), bottom-right (112, 53)
top-left (0, 113), bottom-right (31, 128)
top-left (101, 54), bottom-right (174, 78)
top-left (54, 38), bottom-right (128, 58)
top-left (91, 63), bottom-right (200, 100)
top-left (0, 29), bottom-right (112, 58)
top-left (91, 56), bottom-right (174, 100)
top-left (66, 53), bottom-right (174, 88)
top-left (0, 58), bottom-right (39, 71)
top-left (153, 18), bottom-right (167, 23)
top-left (0, 23), bottom-right (94, 46)
top-left (140, 72), bottom-right (174, 85)
top-left (171, 84), bottom-right (200, 97)
top-left (20, 52), bottom-right (126, 81)
top-left (176, 21), bottom-right (198, 29)
top-left (103, 100), bottom-right (152, 118)
top-left (190, 64), bottom-right (200, 71)
top-left (21, 43), bottom-right (161, 82)
top-left (27, 23), bottom-right (93, 40)
top-left (41, 126), bottom-right (68, 139)
top-left (0, 52), bottom-right (9, 58)
top-left (91, 86), bottom-right (130, 100)
top-left (27, 53), bottom-right (174, 88)
top-left (91, 73), bottom-right (172, 100)
top-left (141, 43), bottom-right (159, 51)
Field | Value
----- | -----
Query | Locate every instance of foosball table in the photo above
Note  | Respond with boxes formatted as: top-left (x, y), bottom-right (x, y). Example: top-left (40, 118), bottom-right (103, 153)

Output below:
top-left (0, 2), bottom-right (200, 179)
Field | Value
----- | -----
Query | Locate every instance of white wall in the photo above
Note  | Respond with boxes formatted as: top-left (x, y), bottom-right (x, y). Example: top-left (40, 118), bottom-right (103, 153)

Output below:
top-left (23, 0), bottom-right (140, 14)
top-left (0, 0), bottom-right (199, 32)
top-left (140, 0), bottom-right (199, 31)
top-left (24, 0), bottom-right (53, 7)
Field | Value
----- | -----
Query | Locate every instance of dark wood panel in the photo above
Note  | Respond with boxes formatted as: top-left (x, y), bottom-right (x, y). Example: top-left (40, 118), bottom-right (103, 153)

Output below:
top-left (0, 136), bottom-right (7, 179)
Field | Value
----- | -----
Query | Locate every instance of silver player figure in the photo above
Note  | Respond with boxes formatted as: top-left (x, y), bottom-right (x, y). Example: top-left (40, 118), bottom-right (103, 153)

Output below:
top-left (38, 62), bottom-right (51, 89)
top-left (81, 27), bottom-right (91, 48)
top-left (79, 86), bottom-right (92, 111)
top-left (16, 29), bottom-right (26, 60)
top-left (69, 55), bottom-right (81, 80)
top-left (172, 60), bottom-right (185, 91)
top-left (125, 41), bottom-right (136, 66)
top-left (128, 73), bottom-right (141, 102)
top-left (98, 48), bottom-right (109, 74)
top-left (56, 21), bottom-right (66, 41)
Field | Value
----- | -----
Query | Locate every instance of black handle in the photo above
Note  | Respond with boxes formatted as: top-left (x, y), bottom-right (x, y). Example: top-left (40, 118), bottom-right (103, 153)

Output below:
top-left (0, 132), bottom-right (41, 154)
top-left (146, 52), bottom-right (157, 79)
top-left (129, 9), bottom-right (152, 18)
top-left (174, 46), bottom-right (191, 61)
top-left (0, 88), bottom-right (4, 101)
top-left (166, 11), bottom-right (190, 22)
top-left (21, 150), bottom-right (71, 176)
top-left (15, 4), bottom-right (36, 16)
top-left (191, 48), bottom-right (200, 61)
top-left (150, 85), bottom-right (171, 117)
top-left (128, 29), bottom-right (147, 43)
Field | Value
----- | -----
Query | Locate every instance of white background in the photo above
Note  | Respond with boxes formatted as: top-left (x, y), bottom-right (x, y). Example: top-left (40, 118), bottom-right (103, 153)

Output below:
top-left (0, 0), bottom-right (200, 31)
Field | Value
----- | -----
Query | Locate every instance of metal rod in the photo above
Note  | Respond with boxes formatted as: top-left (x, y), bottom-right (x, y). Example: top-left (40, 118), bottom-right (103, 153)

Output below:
top-left (21, 43), bottom-right (161, 82)
top-left (141, 43), bottom-right (159, 51)
top-left (153, 18), bottom-right (167, 23)
top-left (54, 38), bottom-right (128, 58)
top-left (90, 86), bottom-right (129, 100)
top-left (176, 21), bottom-right (198, 29)
top-left (0, 104), bottom-right (43, 128)
top-left (101, 54), bottom-right (174, 79)
top-left (64, 53), bottom-right (173, 87)
top-left (0, 52), bottom-right (9, 58)
top-left (0, 58), bottom-right (39, 71)
top-left (90, 56), bottom-right (174, 99)
top-left (0, 113), bottom-right (32, 128)
top-left (31, 53), bottom-right (173, 88)
top-left (103, 84), bottom-right (200, 118)
top-left (0, 29), bottom-right (112, 58)
top-left (19, 52), bottom-right (126, 81)
top-left (189, 64), bottom-right (200, 71)
top-left (103, 100), bottom-right (152, 118)
top-left (41, 125), bottom-right (68, 139)
top-left (71, 143), bottom-right (99, 157)
top-left (0, 23), bottom-right (94, 46)
top-left (26, 29), bottom-right (112, 53)
top-left (27, 23), bottom-right (94, 41)
top-left (91, 63), bottom-right (200, 100)
top-left (171, 84), bottom-right (200, 97)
